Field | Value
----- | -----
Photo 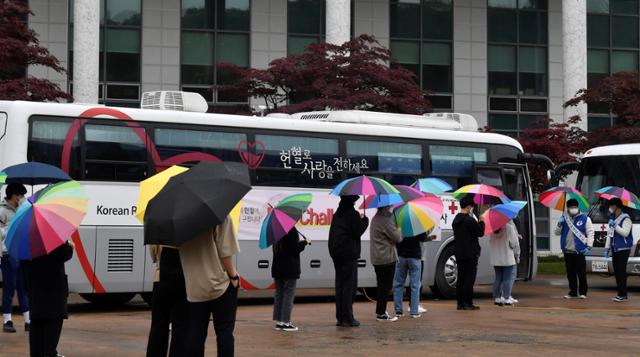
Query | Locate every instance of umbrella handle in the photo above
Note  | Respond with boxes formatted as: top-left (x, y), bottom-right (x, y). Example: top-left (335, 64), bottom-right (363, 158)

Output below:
top-left (298, 231), bottom-right (311, 245)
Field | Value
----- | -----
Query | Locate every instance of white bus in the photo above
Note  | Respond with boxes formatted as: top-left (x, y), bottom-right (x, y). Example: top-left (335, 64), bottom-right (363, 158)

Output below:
top-left (0, 97), bottom-right (537, 303)
top-left (573, 144), bottom-right (640, 276)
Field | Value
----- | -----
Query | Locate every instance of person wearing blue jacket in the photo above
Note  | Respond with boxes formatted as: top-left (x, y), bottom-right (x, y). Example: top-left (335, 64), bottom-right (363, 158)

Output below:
top-left (554, 199), bottom-right (594, 299)
top-left (603, 198), bottom-right (634, 302)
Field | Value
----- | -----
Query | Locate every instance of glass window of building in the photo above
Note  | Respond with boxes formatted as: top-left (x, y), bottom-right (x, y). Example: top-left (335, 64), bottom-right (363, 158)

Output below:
top-left (68, 0), bottom-right (142, 107)
top-left (587, 0), bottom-right (640, 130)
top-left (180, 0), bottom-right (250, 105)
top-left (390, 0), bottom-right (453, 110)
top-left (487, 0), bottom-right (549, 137)
top-left (287, 0), bottom-right (326, 55)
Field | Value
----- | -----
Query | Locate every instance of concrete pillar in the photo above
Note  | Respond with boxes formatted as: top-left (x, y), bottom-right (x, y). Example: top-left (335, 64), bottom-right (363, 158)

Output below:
top-left (326, 0), bottom-right (351, 45)
top-left (562, 0), bottom-right (587, 129)
top-left (73, 0), bottom-right (100, 103)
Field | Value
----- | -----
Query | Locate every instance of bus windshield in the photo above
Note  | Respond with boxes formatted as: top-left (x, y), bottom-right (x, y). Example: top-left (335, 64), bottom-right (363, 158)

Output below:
top-left (578, 155), bottom-right (640, 223)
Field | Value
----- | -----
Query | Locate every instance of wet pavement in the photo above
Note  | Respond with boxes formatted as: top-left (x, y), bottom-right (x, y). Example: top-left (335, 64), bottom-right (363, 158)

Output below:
top-left (1, 275), bottom-right (639, 356)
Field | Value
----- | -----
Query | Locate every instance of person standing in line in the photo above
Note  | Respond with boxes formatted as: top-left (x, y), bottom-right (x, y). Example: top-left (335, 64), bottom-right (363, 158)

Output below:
top-left (603, 198), bottom-right (634, 302)
top-left (489, 220), bottom-right (521, 306)
top-left (272, 227), bottom-right (309, 332)
top-left (180, 216), bottom-right (240, 357)
top-left (23, 241), bottom-right (74, 357)
top-left (452, 196), bottom-right (485, 311)
top-left (146, 246), bottom-right (188, 357)
top-left (328, 195), bottom-right (369, 328)
top-left (0, 183), bottom-right (30, 333)
top-left (370, 205), bottom-right (402, 322)
top-left (393, 232), bottom-right (435, 318)
top-left (554, 198), bottom-right (594, 299)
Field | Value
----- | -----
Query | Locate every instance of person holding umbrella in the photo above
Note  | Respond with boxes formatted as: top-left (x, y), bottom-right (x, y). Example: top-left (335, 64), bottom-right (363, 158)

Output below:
top-left (328, 195), bottom-right (369, 327)
top-left (554, 198), bottom-right (594, 299)
top-left (603, 197), bottom-right (634, 302)
top-left (489, 220), bottom-right (520, 306)
top-left (0, 183), bottom-right (30, 333)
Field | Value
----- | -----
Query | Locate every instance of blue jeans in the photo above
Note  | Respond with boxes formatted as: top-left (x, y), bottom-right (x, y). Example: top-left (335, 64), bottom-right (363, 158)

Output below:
top-left (393, 257), bottom-right (422, 315)
top-left (1, 254), bottom-right (29, 314)
top-left (493, 265), bottom-right (517, 299)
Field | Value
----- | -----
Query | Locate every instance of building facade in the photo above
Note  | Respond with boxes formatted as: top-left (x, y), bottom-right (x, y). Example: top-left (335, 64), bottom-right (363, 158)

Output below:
top-left (25, 0), bottom-right (637, 253)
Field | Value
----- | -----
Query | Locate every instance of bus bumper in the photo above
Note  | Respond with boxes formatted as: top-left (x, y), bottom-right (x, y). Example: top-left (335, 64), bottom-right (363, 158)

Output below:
top-left (586, 256), bottom-right (640, 275)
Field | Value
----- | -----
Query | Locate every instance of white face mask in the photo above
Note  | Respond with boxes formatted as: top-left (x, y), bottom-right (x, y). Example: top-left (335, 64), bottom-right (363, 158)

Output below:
top-left (568, 208), bottom-right (579, 216)
top-left (609, 207), bottom-right (617, 215)
top-left (469, 207), bottom-right (474, 215)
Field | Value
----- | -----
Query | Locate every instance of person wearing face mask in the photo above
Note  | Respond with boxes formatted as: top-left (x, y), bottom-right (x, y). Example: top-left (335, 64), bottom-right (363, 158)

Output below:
top-left (0, 183), bottom-right (30, 333)
top-left (603, 198), bottom-right (633, 302)
top-left (452, 195), bottom-right (486, 311)
top-left (554, 199), bottom-right (594, 299)
top-left (329, 195), bottom-right (369, 327)
top-left (370, 205), bottom-right (402, 322)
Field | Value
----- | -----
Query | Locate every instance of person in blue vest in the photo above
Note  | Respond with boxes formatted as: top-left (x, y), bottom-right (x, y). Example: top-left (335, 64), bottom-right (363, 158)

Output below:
top-left (603, 198), bottom-right (634, 302)
top-left (554, 198), bottom-right (594, 299)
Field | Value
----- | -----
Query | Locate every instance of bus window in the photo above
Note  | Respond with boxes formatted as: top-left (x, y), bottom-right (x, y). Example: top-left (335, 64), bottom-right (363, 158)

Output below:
top-left (254, 134), bottom-right (340, 187)
top-left (346, 140), bottom-right (422, 174)
top-left (154, 127), bottom-right (246, 165)
top-left (84, 124), bottom-right (148, 181)
top-left (28, 118), bottom-right (81, 179)
top-left (429, 145), bottom-right (487, 177)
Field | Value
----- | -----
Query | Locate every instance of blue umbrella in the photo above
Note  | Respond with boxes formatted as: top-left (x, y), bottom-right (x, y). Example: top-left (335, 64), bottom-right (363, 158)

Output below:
top-left (2, 162), bottom-right (71, 186)
top-left (481, 201), bottom-right (527, 235)
top-left (412, 177), bottom-right (453, 195)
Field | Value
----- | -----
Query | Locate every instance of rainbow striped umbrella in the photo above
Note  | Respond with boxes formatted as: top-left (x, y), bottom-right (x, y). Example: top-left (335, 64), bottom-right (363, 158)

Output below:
top-left (412, 177), bottom-right (452, 195)
top-left (482, 201), bottom-right (527, 236)
top-left (539, 186), bottom-right (589, 212)
top-left (595, 186), bottom-right (640, 210)
top-left (259, 193), bottom-right (312, 249)
top-left (5, 180), bottom-right (88, 260)
top-left (330, 175), bottom-right (400, 197)
top-left (452, 184), bottom-right (510, 205)
top-left (359, 185), bottom-right (424, 209)
top-left (394, 194), bottom-right (444, 237)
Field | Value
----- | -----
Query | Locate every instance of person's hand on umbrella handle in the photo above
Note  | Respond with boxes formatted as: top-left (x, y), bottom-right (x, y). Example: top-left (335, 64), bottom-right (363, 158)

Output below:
top-left (427, 235), bottom-right (437, 241)
top-left (67, 240), bottom-right (75, 249)
top-left (518, 234), bottom-right (523, 240)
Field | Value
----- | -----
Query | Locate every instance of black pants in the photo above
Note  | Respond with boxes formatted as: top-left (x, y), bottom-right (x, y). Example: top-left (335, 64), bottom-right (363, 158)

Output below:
top-left (333, 259), bottom-right (358, 324)
top-left (374, 263), bottom-right (396, 315)
top-left (564, 252), bottom-right (588, 296)
top-left (29, 318), bottom-right (63, 357)
top-left (456, 257), bottom-right (478, 307)
top-left (146, 280), bottom-right (188, 357)
top-left (613, 250), bottom-right (630, 298)
top-left (186, 284), bottom-right (238, 357)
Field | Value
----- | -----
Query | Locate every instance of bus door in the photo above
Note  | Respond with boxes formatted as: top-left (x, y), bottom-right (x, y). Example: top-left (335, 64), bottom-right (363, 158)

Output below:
top-left (473, 164), bottom-right (535, 280)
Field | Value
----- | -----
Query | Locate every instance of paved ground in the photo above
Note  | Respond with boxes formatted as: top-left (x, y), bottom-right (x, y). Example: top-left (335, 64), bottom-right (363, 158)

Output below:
top-left (1, 275), bottom-right (640, 356)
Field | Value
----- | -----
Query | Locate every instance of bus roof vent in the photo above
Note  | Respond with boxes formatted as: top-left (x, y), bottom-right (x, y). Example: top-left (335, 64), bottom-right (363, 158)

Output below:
top-left (276, 110), bottom-right (479, 131)
top-left (141, 91), bottom-right (208, 113)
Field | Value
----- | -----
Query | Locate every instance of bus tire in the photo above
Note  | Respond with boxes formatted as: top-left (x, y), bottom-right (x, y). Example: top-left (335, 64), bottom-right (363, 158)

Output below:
top-left (79, 293), bottom-right (136, 305)
top-left (434, 245), bottom-right (457, 299)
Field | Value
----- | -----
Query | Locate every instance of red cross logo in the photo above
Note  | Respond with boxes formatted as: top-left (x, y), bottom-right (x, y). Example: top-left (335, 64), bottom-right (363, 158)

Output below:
top-left (448, 202), bottom-right (458, 215)
top-left (600, 224), bottom-right (606, 231)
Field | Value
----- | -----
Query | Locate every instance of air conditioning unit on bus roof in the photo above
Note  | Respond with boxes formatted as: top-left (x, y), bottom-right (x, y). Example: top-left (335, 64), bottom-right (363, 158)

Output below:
top-left (141, 91), bottom-right (208, 113)
top-left (268, 110), bottom-right (478, 131)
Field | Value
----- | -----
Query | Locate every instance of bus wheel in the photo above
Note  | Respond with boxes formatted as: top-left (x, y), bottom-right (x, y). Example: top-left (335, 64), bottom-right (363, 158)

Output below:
top-left (140, 292), bottom-right (153, 306)
top-left (79, 293), bottom-right (136, 305)
top-left (434, 245), bottom-right (457, 299)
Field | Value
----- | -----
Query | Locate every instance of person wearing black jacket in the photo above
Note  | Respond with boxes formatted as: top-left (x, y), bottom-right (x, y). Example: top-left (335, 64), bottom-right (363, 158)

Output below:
top-left (22, 241), bottom-right (74, 357)
top-left (272, 227), bottom-right (309, 332)
top-left (328, 195), bottom-right (369, 327)
top-left (452, 196), bottom-right (485, 311)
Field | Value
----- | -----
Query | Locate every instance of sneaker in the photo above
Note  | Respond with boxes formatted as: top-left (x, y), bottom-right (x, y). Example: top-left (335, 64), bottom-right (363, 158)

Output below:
top-left (3, 321), bottom-right (16, 333)
top-left (563, 294), bottom-right (577, 299)
top-left (418, 305), bottom-right (427, 314)
top-left (462, 305), bottom-right (480, 311)
top-left (275, 323), bottom-right (285, 331)
top-left (395, 312), bottom-right (404, 318)
top-left (579, 295), bottom-right (587, 299)
top-left (410, 313), bottom-right (421, 318)
top-left (612, 296), bottom-right (629, 302)
top-left (376, 313), bottom-right (398, 322)
top-left (24, 323), bottom-right (30, 332)
top-left (504, 297), bottom-right (518, 306)
top-left (494, 297), bottom-right (504, 306)
top-left (281, 323), bottom-right (299, 332)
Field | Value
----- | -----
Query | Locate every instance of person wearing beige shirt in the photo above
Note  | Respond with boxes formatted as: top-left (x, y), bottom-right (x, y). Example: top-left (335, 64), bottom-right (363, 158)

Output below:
top-left (180, 216), bottom-right (240, 357)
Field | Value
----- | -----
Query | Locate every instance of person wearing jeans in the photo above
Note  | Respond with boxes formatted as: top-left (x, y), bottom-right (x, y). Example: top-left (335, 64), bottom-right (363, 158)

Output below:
top-left (272, 227), bottom-right (309, 331)
top-left (603, 198), bottom-right (634, 302)
top-left (393, 232), bottom-right (433, 318)
top-left (370, 206), bottom-right (402, 322)
top-left (179, 217), bottom-right (240, 357)
top-left (490, 221), bottom-right (521, 306)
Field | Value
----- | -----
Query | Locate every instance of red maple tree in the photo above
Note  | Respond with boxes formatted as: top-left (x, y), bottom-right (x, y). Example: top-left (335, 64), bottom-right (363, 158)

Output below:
top-left (217, 35), bottom-right (431, 114)
top-left (0, 0), bottom-right (71, 101)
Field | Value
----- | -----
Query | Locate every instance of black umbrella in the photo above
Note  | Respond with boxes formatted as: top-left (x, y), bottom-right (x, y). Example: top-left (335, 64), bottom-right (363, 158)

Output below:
top-left (143, 161), bottom-right (251, 247)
